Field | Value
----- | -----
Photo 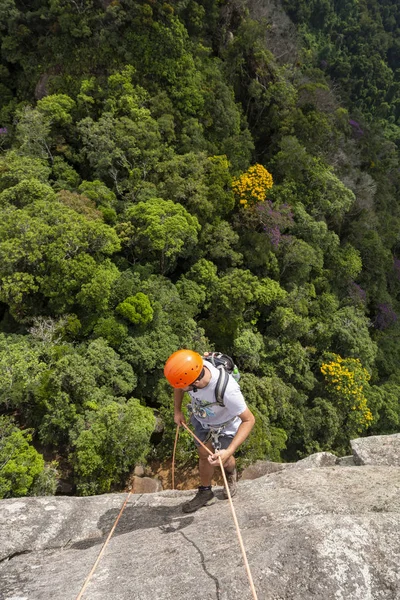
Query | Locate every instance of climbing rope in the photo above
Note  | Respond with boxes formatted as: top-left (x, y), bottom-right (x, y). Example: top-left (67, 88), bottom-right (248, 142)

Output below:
top-left (172, 422), bottom-right (180, 490)
top-left (180, 422), bottom-right (259, 600)
top-left (75, 490), bottom-right (134, 600)
top-left (76, 425), bottom-right (258, 600)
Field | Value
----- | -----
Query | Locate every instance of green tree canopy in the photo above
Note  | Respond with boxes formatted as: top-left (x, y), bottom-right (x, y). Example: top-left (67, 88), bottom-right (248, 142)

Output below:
top-left (121, 198), bottom-right (200, 274)
top-left (0, 416), bottom-right (45, 499)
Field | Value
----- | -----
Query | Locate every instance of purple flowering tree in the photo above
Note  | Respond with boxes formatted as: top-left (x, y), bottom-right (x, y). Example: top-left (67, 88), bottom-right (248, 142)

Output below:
top-left (393, 257), bottom-right (400, 281)
top-left (374, 303), bottom-right (398, 330)
top-left (349, 282), bottom-right (367, 305)
top-left (256, 200), bottom-right (294, 249)
top-left (349, 119), bottom-right (364, 137)
top-left (0, 127), bottom-right (8, 149)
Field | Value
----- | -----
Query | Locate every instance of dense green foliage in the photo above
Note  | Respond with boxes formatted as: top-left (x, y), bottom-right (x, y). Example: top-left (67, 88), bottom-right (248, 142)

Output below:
top-left (0, 415), bottom-right (46, 498)
top-left (1, 0), bottom-right (400, 496)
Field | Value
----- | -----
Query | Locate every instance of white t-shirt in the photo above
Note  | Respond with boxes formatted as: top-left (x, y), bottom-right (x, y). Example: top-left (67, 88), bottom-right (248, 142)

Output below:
top-left (188, 361), bottom-right (247, 435)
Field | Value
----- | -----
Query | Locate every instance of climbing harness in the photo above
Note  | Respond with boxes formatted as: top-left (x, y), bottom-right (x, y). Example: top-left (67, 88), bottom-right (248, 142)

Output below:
top-left (177, 422), bottom-right (259, 600)
top-left (209, 426), bottom-right (224, 451)
top-left (190, 418), bottom-right (235, 451)
top-left (203, 420), bottom-right (233, 450)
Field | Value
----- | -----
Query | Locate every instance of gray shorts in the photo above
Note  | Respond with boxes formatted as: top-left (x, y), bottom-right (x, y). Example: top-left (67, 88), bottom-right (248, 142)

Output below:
top-left (191, 416), bottom-right (235, 450)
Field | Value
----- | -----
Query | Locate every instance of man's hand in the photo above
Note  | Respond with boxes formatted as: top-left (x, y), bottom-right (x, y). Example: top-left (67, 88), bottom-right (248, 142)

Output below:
top-left (208, 449), bottom-right (231, 466)
top-left (174, 411), bottom-right (186, 426)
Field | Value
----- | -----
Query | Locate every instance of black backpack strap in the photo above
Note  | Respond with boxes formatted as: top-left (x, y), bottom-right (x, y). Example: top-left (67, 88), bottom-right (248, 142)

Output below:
top-left (214, 366), bottom-right (229, 406)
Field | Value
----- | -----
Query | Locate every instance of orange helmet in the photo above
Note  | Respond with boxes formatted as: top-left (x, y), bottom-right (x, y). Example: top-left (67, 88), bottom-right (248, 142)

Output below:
top-left (164, 349), bottom-right (203, 388)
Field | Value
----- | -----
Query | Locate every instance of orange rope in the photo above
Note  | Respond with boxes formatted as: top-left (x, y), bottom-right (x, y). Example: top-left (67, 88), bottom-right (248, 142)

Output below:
top-left (75, 490), bottom-right (133, 600)
top-left (181, 422), bottom-right (258, 600)
top-left (172, 424), bottom-right (180, 489)
top-left (76, 422), bottom-right (258, 600)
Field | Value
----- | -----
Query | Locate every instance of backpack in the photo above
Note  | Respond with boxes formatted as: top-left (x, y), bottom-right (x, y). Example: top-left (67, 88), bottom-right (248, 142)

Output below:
top-left (203, 352), bottom-right (240, 406)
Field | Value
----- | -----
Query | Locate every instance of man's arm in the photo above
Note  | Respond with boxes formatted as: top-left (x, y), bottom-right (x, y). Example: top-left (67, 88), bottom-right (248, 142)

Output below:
top-left (208, 407), bottom-right (255, 465)
top-left (174, 388), bottom-right (186, 425)
top-left (225, 407), bottom-right (255, 455)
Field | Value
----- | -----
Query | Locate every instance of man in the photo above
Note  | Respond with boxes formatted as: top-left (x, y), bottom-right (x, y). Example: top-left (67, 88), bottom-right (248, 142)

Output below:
top-left (164, 349), bottom-right (255, 513)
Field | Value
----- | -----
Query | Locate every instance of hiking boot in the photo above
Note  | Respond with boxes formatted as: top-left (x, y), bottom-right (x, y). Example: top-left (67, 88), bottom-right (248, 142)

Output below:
top-left (182, 487), bottom-right (215, 513)
top-left (223, 468), bottom-right (238, 499)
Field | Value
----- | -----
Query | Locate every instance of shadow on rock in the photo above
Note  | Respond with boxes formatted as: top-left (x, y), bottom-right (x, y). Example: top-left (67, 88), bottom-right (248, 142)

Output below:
top-left (72, 504), bottom-right (195, 550)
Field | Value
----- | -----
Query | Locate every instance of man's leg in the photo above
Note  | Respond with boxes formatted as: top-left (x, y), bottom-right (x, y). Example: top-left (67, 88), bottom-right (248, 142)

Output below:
top-left (198, 442), bottom-right (215, 486)
top-left (219, 436), bottom-right (238, 498)
top-left (182, 441), bottom-right (216, 513)
top-left (199, 443), bottom-right (237, 498)
top-left (223, 455), bottom-right (236, 474)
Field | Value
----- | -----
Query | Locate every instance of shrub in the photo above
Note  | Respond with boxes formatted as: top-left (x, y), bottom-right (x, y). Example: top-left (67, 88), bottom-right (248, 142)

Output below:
top-left (0, 416), bottom-right (45, 499)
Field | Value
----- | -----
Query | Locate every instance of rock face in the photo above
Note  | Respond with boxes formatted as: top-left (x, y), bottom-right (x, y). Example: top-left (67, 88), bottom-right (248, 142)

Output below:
top-left (292, 451), bottom-right (338, 468)
top-left (241, 451), bottom-right (345, 480)
top-left (131, 475), bottom-right (163, 493)
top-left (336, 455), bottom-right (356, 466)
top-left (240, 459), bottom-right (289, 479)
top-left (351, 433), bottom-right (400, 466)
top-left (133, 465), bottom-right (145, 477)
top-left (1, 435), bottom-right (400, 600)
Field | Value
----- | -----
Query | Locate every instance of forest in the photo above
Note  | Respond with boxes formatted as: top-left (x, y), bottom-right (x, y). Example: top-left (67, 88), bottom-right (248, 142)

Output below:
top-left (1, 0), bottom-right (400, 497)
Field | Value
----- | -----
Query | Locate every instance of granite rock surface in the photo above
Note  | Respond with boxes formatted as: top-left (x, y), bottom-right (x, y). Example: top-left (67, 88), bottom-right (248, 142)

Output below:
top-left (1, 459), bottom-right (400, 599)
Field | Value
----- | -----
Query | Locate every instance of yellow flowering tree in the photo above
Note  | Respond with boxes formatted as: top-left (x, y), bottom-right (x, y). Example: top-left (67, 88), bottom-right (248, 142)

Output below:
top-left (232, 164), bottom-right (273, 208)
top-left (320, 353), bottom-right (373, 439)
